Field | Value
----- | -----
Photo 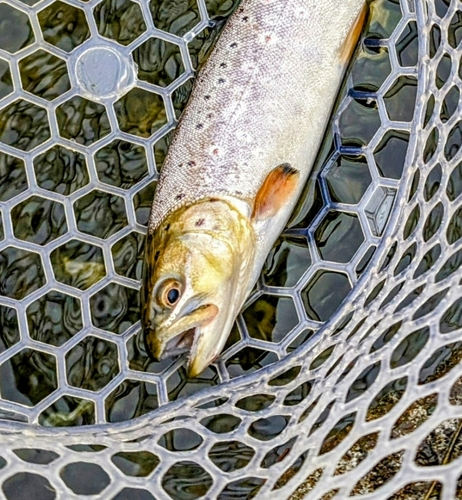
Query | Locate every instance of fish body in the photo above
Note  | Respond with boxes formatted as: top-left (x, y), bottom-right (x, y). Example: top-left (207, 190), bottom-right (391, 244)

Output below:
top-left (143, 0), bottom-right (366, 376)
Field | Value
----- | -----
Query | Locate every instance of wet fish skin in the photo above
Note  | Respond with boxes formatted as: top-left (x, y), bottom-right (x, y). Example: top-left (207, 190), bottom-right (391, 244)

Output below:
top-left (144, 0), bottom-right (366, 376)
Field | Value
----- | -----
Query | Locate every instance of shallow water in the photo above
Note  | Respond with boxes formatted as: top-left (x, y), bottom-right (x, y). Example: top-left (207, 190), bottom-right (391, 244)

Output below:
top-left (0, 0), bottom-right (426, 430)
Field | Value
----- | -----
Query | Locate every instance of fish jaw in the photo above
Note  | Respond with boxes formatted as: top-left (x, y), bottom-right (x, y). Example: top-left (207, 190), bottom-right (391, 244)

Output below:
top-left (187, 321), bottom-right (233, 378)
top-left (145, 302), bottom-right (219, 360)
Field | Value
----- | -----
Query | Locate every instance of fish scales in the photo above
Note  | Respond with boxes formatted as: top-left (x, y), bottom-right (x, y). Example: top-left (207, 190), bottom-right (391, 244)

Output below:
top-left (144, 0), bottom-right (366, 376)
top-left (148, 0), bottom-right (366, 232)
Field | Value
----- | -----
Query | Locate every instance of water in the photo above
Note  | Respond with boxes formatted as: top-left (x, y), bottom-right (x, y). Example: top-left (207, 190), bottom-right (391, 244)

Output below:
top-left (0, 0), bottom-right (421, 431)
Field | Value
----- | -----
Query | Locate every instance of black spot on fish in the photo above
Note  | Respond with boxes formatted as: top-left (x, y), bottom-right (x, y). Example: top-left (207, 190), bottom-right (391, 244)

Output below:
top-left (207, 113), bottom-right (213, 119)
top-left (164, 223), bottom-right (170, 231)
top-left (196, 123), bottom-right (203, 129)
top-left (187, 161), bottom-right (196, 167)
top-left (230, 42), bottom-right (237, 48)
top-left (195, 218), bottom-right (205, 227)
top-left (176, 194), bottom-right (185, 200)
top-left (220, 62), bottom-right (227, 68)
top-left (218, 78), bottom-right (225, 84)
top-left (242, 16), bottom-right (249, 22)
top-left (204, 95), bottom-right (211, 100)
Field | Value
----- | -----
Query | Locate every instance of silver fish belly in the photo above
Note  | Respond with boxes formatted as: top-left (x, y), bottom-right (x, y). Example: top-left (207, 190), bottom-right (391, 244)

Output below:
top-left (144, 0), bottom-right (366, 376)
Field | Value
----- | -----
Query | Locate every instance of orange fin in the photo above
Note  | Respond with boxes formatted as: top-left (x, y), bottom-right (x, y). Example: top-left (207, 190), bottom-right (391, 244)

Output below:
top-left (340, 3), bottom-right (368, 64)
top-left (252, 163), bottom-right (300, 221)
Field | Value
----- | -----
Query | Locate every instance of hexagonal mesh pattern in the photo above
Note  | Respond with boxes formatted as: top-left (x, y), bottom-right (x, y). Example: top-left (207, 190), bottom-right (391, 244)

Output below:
top-left (1, 0), bottom-right (460, 497)
top-left (0, 0), bottom-right (413, 427)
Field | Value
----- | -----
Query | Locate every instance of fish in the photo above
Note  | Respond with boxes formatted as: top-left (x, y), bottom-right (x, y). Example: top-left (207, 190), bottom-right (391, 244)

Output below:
top-left (142, 0), bottom-right (367, 377)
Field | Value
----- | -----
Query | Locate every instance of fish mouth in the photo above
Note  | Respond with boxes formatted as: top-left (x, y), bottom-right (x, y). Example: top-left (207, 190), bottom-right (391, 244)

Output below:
top-left (144, 303), bottom-right (220, 372)
top-left (161, 327), bottom-right (196, 358)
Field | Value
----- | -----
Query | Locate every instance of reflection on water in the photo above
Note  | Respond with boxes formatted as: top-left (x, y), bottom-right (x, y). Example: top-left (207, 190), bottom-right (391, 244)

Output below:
top-left (326, 155), bottom-right (372, 204)
top-left (105, 379), bottom-right (159, 423)
top-left (162, 461), bottom-right (213, 500)
top-left (34, 146), bottom-right (89, 195)
top-left (65, 336), bottom-right (119, 391)
top-left (0, 152), bottom-right (28, 201)
top-left (0, 3), bottom-right (35, 53)
top-left (0, 0), bottom-right (422, 435)
top-left (95, 140), bottom-right (148, 189)
top-left (56, 96), bottom-right (111, 145)
top-left (0, 306), bottom-right (19, 354)
top-left (243, 295), bottom-right (299, 344)
top-left (0, 348), bottom-right (57, 408)
top-left (37, 1), bottom-right (90, 52)
top-left (27, 291), bottom-right (83, 347)
top-left (263, 236), bottom-right (312, 288)
top-left (74, 190), bottom-right (128, 239)
top-left (0, 59), bottom-right (13, 101)
top-left (302, 271), bottom-right (352, 323)
top-left (50, 239), bottom-right (106, 290)
top-left (19, 50), bottom-right (71, 101)
top-left (39, 396), bottom-right (95, 427)
top-left (112, 231), bottom-right (145, 281)
top-left (134, 38), bottom-right (185, 87)
top-left (0, 248), bottom-right (45, 300)
top-left (90, 283), bottom-right (139, 334)
top-left (12, 196), bottom-right (68, 245)
top-left (0, 100), bottom-right (50, 151)
top-left (94, 0), bottom-right (146, 46)
top-left (114, 88), bottom-right (168, 138)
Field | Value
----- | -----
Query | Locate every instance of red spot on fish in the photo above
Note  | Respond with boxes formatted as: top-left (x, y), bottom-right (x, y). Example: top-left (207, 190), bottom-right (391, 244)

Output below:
top-left (265, 35), bottom-right (272, 43)
top-left (213, 148), bottom-right (219, 156)
top-left (195, 218), bottom-right (205, 227)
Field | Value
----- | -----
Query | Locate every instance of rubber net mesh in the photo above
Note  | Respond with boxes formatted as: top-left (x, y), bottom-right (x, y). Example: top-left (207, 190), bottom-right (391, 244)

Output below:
top-left (0, 0), bottom-right (461, 498)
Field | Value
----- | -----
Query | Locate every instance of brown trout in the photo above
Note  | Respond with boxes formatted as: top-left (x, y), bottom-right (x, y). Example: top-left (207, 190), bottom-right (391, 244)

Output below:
top-left (143, 0), bottom-right (366, 376)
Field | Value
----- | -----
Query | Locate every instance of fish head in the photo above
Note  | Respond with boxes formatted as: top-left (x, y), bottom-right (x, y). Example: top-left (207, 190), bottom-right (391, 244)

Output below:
top-left (142, 199), bottom-right (255, 377)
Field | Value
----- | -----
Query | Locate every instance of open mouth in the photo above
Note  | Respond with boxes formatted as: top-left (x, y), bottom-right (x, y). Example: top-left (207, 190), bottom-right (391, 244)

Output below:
top-left (162, 327), bottom-right (196, 358)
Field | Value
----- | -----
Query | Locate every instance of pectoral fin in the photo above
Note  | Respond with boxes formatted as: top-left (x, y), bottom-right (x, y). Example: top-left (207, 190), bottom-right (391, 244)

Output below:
top-left (252, 163), bottom-right (300, 221)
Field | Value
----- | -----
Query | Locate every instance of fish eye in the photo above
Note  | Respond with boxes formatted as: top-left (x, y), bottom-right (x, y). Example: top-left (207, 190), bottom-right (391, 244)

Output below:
top-left (157, 280), bottom-right (182, 308)
top-left (167, 287), bottom-right (180, 304)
